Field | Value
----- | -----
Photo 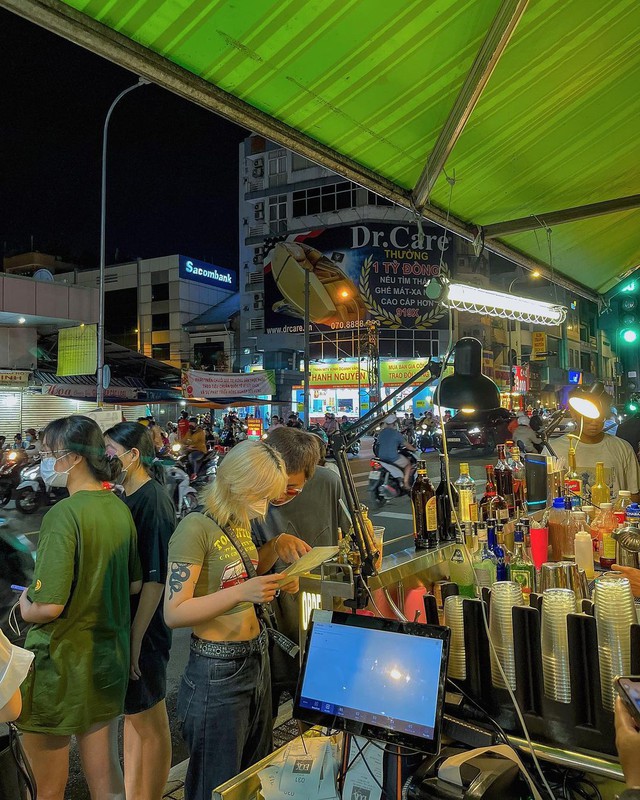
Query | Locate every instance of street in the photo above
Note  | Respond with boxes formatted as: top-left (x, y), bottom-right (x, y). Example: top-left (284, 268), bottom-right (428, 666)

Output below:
top-left (1, 441), bottom-right (491, 798)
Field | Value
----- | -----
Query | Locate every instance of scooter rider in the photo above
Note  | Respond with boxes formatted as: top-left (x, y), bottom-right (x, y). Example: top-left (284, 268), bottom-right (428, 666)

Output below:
top-left (377, 414), bottom-right (417, 491)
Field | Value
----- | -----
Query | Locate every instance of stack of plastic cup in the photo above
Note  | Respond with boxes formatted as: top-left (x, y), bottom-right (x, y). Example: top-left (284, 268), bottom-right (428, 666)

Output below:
top-left (594, 573), bottom-right (636, 710)
top-left (444, 595), bottom-right (466, 680)
top-left (489, 581), bottom-right (524, 690)
top-left (541, 588), bottom-right (577, 703)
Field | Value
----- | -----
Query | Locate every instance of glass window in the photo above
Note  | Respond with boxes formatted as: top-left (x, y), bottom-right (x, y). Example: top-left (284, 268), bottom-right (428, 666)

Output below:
top-left (152, 313), bottom-right (170, 331)
top-left (151, 283), bottom-right (169, 302)
top-left (268, 194), bottom-right (287, 233)
top-left (291, 153), bottom-right (314, 171)
top-left (152, 343), bottom-right (171, 361)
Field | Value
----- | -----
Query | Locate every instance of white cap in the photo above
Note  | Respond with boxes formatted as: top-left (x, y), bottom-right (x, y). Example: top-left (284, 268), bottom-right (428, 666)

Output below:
top-left (385, 414), bottom-right (398, 424)
top-left (0, 630), bottom-right (33, 709)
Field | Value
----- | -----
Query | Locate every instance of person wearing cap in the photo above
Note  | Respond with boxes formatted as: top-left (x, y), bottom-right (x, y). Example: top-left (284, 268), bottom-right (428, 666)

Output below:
top-left (376, 414), bottom-right (417, 490)
top-left (513, 414), bottom-right (542, 454)
top-left (0, 630), bottom-right (33, 723)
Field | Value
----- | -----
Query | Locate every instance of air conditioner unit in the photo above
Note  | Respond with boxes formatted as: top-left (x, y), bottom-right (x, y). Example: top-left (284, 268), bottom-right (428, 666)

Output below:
top-left (253, 293), bottom-right (263, 302)
top-left (253, 301), bottom-right (264, 310)
top-left (252, 159), bottom-right (264, 178)
top-left (253, 253), bottom-right (264, 265)
top-left (254, 203), bottom-right (265, 220)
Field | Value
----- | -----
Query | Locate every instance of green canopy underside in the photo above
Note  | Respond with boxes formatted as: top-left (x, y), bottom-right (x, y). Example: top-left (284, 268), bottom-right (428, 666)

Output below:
top-left (60, 0), bottom-right (640, 294)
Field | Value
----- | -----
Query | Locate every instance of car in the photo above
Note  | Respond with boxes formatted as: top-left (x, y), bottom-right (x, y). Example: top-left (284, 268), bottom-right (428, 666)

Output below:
top-left (434, 408), bottom-right (516, 456)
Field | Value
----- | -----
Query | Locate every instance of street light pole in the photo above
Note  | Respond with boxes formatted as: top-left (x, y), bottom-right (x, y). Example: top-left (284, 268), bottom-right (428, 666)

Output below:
top-left (303, 268), bottom-right (310, 425)
top-left (97, 78), bottom-right (148, 405)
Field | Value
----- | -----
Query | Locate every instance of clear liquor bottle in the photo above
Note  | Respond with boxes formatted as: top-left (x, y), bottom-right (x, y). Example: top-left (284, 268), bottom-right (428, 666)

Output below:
top-left (494, 444), bottom-right (515, 515)
top-left (455, 462), bottom-right (477, 523)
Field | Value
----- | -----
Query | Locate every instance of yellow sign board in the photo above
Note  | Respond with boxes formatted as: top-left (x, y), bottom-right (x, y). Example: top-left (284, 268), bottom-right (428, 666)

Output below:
top-left (307, 358), bottom-right (432, 388)
top-left (531, 331), bottom-right (547, 360)
top-left (57, 324), bottom-right (97, 377)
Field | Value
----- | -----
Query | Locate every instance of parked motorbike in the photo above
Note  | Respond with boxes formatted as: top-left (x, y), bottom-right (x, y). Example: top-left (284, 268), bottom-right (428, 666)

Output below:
top-left (368, 446), bottom-right (418, 509)
top-left (0, 449), bottom-right (30, 507)
top-left (160, 458), bottom-right (199, 520)
top-left (15, 461), bottom-right (68, 514)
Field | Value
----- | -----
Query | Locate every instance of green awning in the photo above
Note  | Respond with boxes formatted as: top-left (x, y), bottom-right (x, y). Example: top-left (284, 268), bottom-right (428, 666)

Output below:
top-left (7, 0), bottom-right (639, 296)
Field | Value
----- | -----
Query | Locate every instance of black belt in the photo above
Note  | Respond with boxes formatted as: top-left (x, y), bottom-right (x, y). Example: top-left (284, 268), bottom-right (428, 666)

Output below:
top-left (190, 628), bottom-right (267, 659)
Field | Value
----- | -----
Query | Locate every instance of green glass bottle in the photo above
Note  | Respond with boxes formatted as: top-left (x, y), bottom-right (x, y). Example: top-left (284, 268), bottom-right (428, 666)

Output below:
top-left (471, 523), bottom-right (497, 595)
top-left (448, 529), bottom-right (476, 598)
top-left (509, 524), bottom-right (536, 605)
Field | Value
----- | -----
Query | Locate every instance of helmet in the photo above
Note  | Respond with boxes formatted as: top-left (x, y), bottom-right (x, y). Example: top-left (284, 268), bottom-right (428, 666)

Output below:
top-left (385, 414), bottom-right (398, 424)
top-left (307, 425), bottom-right (329, 445)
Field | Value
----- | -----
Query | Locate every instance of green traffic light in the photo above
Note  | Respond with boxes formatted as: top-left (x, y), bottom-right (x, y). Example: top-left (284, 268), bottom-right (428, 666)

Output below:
top-left (622, 281), bottom-right (637, 293)
top-left (621, 328), bottom-right (639, 343)
top-left (629, 403), bottom-right (639, 413)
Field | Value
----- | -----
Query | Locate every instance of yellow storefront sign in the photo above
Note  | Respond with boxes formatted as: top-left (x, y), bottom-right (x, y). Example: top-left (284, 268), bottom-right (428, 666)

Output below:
top-left (307, 359), bottom-right (433, 388)
top-left (531, 332), bottom-right (547, 360)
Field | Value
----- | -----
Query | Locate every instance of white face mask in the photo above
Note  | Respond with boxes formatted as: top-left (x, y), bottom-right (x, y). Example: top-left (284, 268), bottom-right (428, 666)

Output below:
top-left (40, 453), bottom-right (77, 488)
top-left (247, 499), bottom-right (269, 519)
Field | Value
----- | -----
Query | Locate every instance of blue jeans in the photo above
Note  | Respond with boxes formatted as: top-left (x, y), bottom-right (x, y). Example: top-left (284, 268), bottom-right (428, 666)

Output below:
top-left (177, 628), bottom-right (272, 800)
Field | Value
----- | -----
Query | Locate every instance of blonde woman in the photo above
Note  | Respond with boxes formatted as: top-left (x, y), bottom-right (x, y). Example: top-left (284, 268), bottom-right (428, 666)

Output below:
top-left (164, 440), bottom-right (307, 800)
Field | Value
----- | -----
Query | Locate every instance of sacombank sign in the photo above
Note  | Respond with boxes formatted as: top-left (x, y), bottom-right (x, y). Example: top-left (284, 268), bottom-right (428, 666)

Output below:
top-left (179, 255), bottom-right (237, 291)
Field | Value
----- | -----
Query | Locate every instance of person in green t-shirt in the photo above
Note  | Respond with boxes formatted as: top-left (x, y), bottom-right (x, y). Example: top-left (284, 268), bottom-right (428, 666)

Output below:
top-left (165, 440), bottom-right (306, 800)
top-left (18, 415), bottom-right (142, 800)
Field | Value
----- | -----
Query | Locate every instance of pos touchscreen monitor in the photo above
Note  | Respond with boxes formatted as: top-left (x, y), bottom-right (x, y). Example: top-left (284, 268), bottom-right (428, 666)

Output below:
top-left (293, 610), bottom-right (450, 754)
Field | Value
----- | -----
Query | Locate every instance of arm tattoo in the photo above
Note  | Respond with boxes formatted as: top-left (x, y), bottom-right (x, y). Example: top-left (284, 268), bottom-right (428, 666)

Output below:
top-left (169, 562), bottom-right (192, 599)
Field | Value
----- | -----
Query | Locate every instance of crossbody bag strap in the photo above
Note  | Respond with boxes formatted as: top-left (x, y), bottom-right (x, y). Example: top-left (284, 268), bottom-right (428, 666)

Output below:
top-left (205, 513), bottom-right (299, 658)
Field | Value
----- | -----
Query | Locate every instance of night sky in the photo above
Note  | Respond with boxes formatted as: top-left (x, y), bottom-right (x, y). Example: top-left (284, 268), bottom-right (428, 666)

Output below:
top-left (0, 8), bottom-right (247, 270)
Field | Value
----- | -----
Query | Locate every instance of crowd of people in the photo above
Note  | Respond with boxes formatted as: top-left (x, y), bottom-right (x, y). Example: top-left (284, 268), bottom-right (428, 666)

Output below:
top-left (1, 399), bottom-right (640, 799)
top-left (0, 413), bottom-right (348, 800)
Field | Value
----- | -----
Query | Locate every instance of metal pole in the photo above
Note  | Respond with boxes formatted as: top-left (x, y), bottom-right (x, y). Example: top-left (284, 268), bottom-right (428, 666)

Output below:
top-left (97, 78), bottom-right (148, 405)
top-left (303, 269), bottom-right (310, 425)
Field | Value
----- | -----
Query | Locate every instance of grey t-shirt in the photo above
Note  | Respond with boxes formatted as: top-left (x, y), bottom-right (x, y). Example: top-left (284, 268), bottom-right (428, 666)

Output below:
top-left (250, 466), bottom-right (350, 653)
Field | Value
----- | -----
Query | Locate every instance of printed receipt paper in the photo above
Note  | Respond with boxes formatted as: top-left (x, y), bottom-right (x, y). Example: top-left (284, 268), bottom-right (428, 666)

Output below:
top-left (277, 546), bottom-right (339, 585)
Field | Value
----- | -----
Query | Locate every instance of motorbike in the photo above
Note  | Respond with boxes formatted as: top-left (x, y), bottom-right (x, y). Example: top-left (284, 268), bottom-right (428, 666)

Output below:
top-left (368, 445), bottom-right (418, 509)
top-left (14, 461), bottom-right (68, 514)
top-left (160, 457), bottom-right (199, 519)
top-left (0, 529), bottom-right (34, 644)
top-left (0, 449), bottom-right (30, 507)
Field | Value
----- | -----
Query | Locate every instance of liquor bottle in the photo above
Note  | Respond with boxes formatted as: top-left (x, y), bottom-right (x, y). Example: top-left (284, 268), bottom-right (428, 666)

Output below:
top-left (411, 462), bottom-right (437, 550)
top-left (494, 444), bottom-right (515, 514)
top-left (448, 529), bottom-right (476, 598)
top-left (564, 441), bottom-right (583, 501)
top-left (471, 523), bottom-right (497, 593)
top-left (497, 523), bottom-right (512, 568)
top-left (479, 465), bottom-right (509, 522)
top-left (509, 446), bottom-right (527, 511)
top-left (614, 490), bottom-right (631, 514)
top-left (455, 462), bottom-right (477, 523)
top-left (487, 519), bottom-right (508, 580)
top-left (436, 454), bottom-right (459, 541)
top-left (510, 525), bottom-right (536, 604)
top-left (596, 502), bottom-right (617, 569)
top-left (590, 462), bottom-right (610, 508)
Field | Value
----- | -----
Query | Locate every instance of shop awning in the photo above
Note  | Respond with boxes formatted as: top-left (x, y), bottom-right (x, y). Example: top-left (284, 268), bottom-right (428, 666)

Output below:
top-left (6, 0), bottom-right (639, 296)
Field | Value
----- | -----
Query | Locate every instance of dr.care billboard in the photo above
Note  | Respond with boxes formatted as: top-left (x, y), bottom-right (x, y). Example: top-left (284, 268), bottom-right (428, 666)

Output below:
top-left (263, 222), bottom-right (452, 334)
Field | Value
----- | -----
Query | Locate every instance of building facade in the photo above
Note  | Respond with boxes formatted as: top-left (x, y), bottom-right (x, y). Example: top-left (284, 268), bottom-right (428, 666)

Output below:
top-left (56, 254), bottom-right (237, 369)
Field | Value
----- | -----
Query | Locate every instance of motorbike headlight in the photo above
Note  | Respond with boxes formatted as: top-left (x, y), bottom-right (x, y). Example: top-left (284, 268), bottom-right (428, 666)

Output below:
top-left (8, 452), bottom-right (17, 461)
top-left (468, 427), bottom-right (481, 435)
top-left (171, 444), bottom-right (181, 453)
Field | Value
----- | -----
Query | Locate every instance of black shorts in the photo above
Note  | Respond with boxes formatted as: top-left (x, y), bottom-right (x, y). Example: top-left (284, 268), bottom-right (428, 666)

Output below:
top-left (124, 647), bottom-right (169, 715)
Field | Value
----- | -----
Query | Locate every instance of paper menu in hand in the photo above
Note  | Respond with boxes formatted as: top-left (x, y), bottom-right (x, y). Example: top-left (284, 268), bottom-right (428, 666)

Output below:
top-left (277, 546), bottom-right (339, 584)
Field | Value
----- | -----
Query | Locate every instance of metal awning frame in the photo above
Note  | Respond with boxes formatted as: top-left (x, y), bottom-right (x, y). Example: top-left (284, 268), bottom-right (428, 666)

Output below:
top-left (3, 0), bottom-right (607, 303)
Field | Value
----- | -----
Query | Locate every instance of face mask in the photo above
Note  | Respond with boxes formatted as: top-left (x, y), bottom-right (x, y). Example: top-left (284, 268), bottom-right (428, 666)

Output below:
top-left (41, 454), bottom-right (77, 488)
top-left (25, 436), bottom-right (32, 444)
top-left (247, 499), bottom-right (269, 518)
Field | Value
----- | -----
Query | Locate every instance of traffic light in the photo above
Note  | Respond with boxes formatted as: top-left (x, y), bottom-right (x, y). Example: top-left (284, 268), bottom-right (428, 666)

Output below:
top-left (619, 289), bottom-right (639, 345)
top-left (625, 394), bottom-right (640, 414)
